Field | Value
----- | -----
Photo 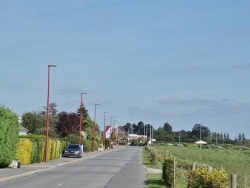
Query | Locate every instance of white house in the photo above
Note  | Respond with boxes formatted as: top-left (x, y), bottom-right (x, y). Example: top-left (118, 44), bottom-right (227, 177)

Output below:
top-left (19, 125), bottom-right (28, 136)
top-left (105, 126), bottom-right (113, 138)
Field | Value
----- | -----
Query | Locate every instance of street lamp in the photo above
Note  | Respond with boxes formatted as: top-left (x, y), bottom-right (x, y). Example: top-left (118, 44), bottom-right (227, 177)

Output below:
top-left (91, 103), bottom-right (99, 152)
top-left (78, 92), bottom-right (86, 145)
top-left (103, 112), bottom-right (108, 150)
top-left (45, 64), bottom-right (57, 163)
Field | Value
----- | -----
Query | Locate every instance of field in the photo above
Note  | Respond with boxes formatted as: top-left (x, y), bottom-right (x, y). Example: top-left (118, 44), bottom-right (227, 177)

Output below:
top-left (145, 144), bottom-right (250, 188)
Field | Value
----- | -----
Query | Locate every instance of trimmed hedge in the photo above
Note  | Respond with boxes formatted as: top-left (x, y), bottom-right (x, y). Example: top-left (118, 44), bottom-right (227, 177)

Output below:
top-left (0, 106), bottom-right (19, 167)
top-left (187, 166), bottom-right (229, 188)
top-left (16, 138), bottom-right (32, 165)
top-left (162, 155), bottom-right (178, 187)
top-left (16, 136), bottom-right (67, 164)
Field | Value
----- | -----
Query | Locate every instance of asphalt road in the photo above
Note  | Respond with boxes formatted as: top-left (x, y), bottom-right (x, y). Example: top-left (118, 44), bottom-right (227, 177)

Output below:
top-left (0, 146), bottom-right (147, 188)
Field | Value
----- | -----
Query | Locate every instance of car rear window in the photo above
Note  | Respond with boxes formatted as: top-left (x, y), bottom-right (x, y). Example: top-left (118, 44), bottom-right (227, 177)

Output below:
top-left (67, 145), bottom-right (79, 149)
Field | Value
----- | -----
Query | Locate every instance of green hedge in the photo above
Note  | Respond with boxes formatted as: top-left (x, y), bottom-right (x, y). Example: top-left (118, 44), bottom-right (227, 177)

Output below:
top-left (16, 136), bottom-right (67, 164)
top-left (82, 139), bottom-right (98, 152)
top-left (105, 138), bottom-right (110, 149)
top-left (162, 155), bottom-right (178, 187)
top-left (187, 166), bottom-right (229, 188)
top-left (0, 106), bottom-right (19, 167)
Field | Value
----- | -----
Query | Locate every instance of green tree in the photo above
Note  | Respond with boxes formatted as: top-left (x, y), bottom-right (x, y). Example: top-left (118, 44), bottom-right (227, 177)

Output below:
top-left (41, 102), bottom-right (58, 118)
top-left (163, 122), bottom-right (172, 133)
top-left (238, 134), bottom-right (242, 142)
top-left (21, 111), bottom-right (57, 137)
top-left (242, 133), bottom-right (245, 140)
top-left (0, 106), bottom-right (19, 167)
top-left (137, 121), bottom-right (145, 135)
top-left (123, 123), bottom-right (132, 133)
top-left (154, 127), bottom-right (166, 141)
top-left (21, 112), bottom-right (44, 134)
top-left (76, 103), bottom-right (89, 120)
top-left (192, 124), bottom-right (211, 140)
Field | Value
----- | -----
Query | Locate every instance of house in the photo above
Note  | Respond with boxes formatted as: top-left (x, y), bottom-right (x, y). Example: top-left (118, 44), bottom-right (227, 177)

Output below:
top-left (18, 116), bottom-right (28, 136)
top-left (19, 125), bottom-right (28, 136)
top-left (128, 134), bottom-right (147, 142)
top-left (104, 126), bottom-right (113, 138)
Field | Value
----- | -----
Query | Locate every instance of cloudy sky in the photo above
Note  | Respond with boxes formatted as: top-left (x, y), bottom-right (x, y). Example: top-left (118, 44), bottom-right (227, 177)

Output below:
top-left (1, 0), bottom-right (250, 139)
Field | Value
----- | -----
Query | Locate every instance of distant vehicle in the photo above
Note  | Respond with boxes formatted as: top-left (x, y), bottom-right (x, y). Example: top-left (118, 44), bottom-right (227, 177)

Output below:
top-left (62, 144), bottom-right (83, 158)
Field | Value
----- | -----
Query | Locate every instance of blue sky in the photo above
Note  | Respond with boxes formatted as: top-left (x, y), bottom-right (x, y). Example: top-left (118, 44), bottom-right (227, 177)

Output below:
top-left (1, 0), bottom-right (250, 139)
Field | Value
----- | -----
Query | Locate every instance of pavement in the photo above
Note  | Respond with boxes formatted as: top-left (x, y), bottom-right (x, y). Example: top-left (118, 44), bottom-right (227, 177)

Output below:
top-left (0, 149), bottom-right (112, 183)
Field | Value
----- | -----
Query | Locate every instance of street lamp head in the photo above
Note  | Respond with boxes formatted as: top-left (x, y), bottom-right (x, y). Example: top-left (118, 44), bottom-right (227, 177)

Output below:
top-left (95, 103), bottom-right (100, 106)
top-left (81, 92), bottom-right (87, 95)
top-left (48, 64), bottom-right (57, 67)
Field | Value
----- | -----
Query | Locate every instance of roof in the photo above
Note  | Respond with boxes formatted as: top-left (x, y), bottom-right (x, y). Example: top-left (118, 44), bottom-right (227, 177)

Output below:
top-left (105, 126), bottom-right (111, 131)
top-left (19, 125), bottom-right (28, 132)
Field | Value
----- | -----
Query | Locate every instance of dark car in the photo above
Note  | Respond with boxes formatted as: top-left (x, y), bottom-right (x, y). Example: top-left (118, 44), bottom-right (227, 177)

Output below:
top-left (62, 144), bottom-right (83, 158)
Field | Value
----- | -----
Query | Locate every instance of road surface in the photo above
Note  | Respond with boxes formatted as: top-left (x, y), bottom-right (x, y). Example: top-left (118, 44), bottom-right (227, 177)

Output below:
top-left (0, 146), bottom-right (147, 188)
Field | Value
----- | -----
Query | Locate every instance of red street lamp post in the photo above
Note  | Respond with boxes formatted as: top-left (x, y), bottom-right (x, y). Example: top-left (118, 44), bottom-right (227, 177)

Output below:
top-left (91, 103), bottom-right (99, 152)
top-left (45, 64), bottom-right (57, 163)
top-left (78, 92), bottom-right (86, 145)
top-left (103, 112), bottom-right (108, 150)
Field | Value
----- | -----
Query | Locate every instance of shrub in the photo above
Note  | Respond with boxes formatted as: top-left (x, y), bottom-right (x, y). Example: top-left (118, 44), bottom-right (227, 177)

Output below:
top-left (105, 138), bottom-right (110, 149)
top-left (162, 155), bottom-right (178, 188)
top-left (187, 166), bottom-right (229, 188)
top-left (0, 106), bottom-right (19, 167)
top-left (83, 139), bottom-right (92, 152)
top-left (16, 138), bottom-right (32, 165)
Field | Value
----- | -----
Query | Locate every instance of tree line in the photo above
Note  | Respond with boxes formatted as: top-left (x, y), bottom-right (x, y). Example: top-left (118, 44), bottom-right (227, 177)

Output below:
top-left (21, 103), bottom-right (100, 143)
top-left (22, 103), bottom-right (249, 145)
top-left (120, 122), bottom-right (249, 145)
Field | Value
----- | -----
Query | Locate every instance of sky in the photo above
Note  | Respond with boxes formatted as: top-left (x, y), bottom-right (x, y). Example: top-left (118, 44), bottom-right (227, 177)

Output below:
top-left (0, 0), bottom-right (250, 139)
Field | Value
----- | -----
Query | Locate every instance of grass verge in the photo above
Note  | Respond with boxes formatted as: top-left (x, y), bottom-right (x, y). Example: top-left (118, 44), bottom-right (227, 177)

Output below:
top-left (146, 173), bottom-right (165, 188)
top-left (143, 148), bottom-right (165, 188)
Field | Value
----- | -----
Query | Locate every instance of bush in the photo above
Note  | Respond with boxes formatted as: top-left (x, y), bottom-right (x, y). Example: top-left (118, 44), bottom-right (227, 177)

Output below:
top-left (187, 166), bottom-right (229, 188)
top-left (83, 139), bottom-right (92, 152)
top-left (162, 155), bottom-right (177, 188)
top-left (16, 138), bottom-right (32, 165)
top-left (16, 136), bottom-right (66, 164)
top-left (0, 106), bottom-right (19, 167)
top-left (105, 138), bottom-right (110, 149)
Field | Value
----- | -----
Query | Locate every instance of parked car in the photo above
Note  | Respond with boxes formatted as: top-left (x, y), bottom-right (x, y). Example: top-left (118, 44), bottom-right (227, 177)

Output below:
top-left (62, 144), bottom-right (83, 158)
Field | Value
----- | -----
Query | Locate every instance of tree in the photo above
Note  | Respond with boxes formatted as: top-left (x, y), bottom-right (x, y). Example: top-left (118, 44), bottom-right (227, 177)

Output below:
top-left (83, 115), bottom-right (100, 140)
top-left (56, 111), bottom-right (80, 137)
top-left (242, 133), bottom-right (245, 140)
top-left (238, 134), bottom-right (242, 142)
top-left (192, 124), bottom-right (211, 140)
top-left (154, 127), bottom-right (166, 141)
top-left (76, 104), bottom-right (89, 120)
top-left (21, 112), bottom-right (44, 134)
top-left (41, 102), bottom-right (58, 118)
top-left (123, 123), bottom-right (132, 133)
top-left (137, 121), bottom-right (145, 135)
top-left (163, 122), bottom-right (172, 133)
top-left (145, 123), bottom-right (153, 137)
top-left (21, 111), bottom-right (58, 137)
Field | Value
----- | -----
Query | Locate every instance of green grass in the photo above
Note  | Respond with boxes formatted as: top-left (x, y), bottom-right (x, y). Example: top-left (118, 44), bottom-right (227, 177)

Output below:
top-left (153, 145), bottom-right (250, 187)
top-left (143, 149), bottom-right (165, 188)
top-left (146, 174), bottom-right (165, 188)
